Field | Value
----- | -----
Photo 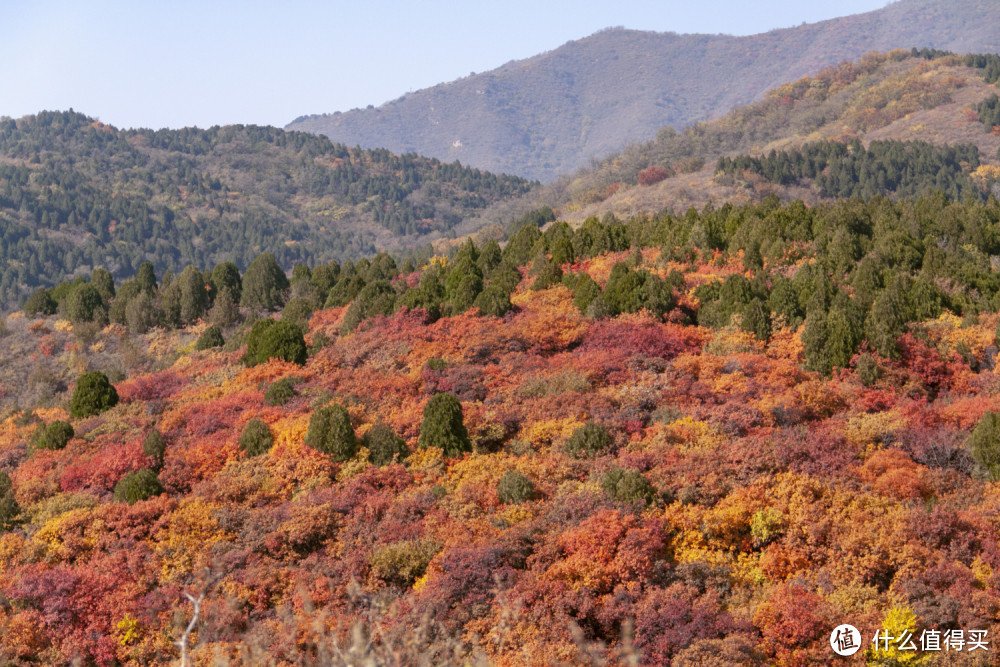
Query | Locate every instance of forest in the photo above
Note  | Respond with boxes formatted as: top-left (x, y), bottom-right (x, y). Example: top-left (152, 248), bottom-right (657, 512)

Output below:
top-left (2, 189), bottom-right (1000, 664)
top-left (0, 111), bottom-right (534, 309)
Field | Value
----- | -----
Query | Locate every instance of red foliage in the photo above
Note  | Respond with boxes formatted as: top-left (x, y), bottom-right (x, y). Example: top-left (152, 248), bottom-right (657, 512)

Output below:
top-left (117, 370), bottom-right (189, 403)
top-left (59, 439), bottom-right (148, 494)
top-left (637, 165), bottom-right (673, 186)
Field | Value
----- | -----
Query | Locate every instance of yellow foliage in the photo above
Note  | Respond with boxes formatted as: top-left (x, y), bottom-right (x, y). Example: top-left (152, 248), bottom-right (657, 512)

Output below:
top-left (846, 410), bottom-right (906, 447)
top-left (335, 447), bottom-right (372, 482)
top-left (0, 532), bottom-right (26, 573)
top-left (971, 164), bottom-right (1000, 188)
top-left (662, 416), bottom-right (724, 452)
top-left (153, 499), bottom-right (229, 581)
top-left (519, 417), bottom-right (584, 447)
top-left (972, 556), bottom-right (992, 590)
top-left (406, 446), bottom-right (445, 480)
top-left (53, 320), bottom-right (73, 333)
top-left (412, 573), bottom-right (429, 592)
top-left (446, 453), bottom-right (508, 493)
top-left (115, 613), bottom-right (140, 646)
top-left (32, 507), bottom-right (99, 563)
top-left (866, 605), bottom-right (929, 666)
top-left (499, 505), bottom-right (533, 526)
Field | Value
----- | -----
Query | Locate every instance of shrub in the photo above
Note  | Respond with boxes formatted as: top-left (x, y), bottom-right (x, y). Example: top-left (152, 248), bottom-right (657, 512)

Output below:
top-left (242, 319), bottom-right (307, 366)
top-left (113, 469), bottom-right (164, 504)
top-left (142, 430), bottom-right (166, 468)
top-left (369, 539), bottom-right (441, 588)
top-left (601, 468), bottom-right (657, 505)
top-left (195, 325), bottom-right (225, 350)
top-left (637, 165), bottom-right (672, 186)
top-left (69, 372), bottom-right (119, 418)
top-left (969, 412), bottom-right (1000, 480)
top-left (32, 421), bottom-right (74, 451)
top-left (497, 471), bottom-right (535, 504)
top-left (564, 422), bottom-right (613, 459)
top-left (418, 393), bottom-right (470, 458)
top-left (264, 378), bottom-right (297, 406)
top-left (305, 404), bottom-right (358, 461)
top-left (239, 418), bottom-right (274, 456)
top-left (363, 422), bottom-right (409, 466)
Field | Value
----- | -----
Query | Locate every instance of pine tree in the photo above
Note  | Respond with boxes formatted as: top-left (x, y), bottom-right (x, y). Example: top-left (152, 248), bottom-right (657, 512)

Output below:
top-left (418, 393), bottom-right (470, 457)
top-left (241, 252), bottom-right (289, 311)
top-left (305, 404), bottom-right (358, 461)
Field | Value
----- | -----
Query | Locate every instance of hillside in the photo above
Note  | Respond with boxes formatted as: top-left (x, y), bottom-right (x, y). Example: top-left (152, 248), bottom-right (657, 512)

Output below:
top-left (287, 0), bottom-right (1000, 181)
top-left (547, 50), bottom-right (1000, 221)
top-left (2, 190), bottom-right (1000, 662)
top-left (0, 111), bottom-right (534, 308)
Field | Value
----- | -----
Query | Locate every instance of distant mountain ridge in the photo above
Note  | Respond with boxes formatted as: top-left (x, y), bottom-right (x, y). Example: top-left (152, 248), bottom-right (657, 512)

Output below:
top-left (287, 0), bottom-right (1000, 181)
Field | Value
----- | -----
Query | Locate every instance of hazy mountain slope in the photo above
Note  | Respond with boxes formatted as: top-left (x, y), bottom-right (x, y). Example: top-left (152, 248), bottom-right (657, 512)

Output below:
top-left (287, 0), bottom-right (1000, 181)
top-left (529, 51), bottom-right (1000, 222)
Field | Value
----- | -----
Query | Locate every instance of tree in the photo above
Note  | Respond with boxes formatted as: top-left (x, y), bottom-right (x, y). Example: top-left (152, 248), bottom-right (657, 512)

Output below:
top-left (65, 284), bottom-right (105, 324)
top-left (70, 372), bottom-right (118, 417)
top-left (473, 284), bottom-right (512, 318)
top-left (264, 378), bottom-right (297, 406)
top-left (242, 319), bottom-right (307, 366)
top-left (564, 422), bottom-right (612, 459)
top-left (135, 262), bottom-right (157, 293)
top-left (211, 261), bottom-right (243, 304)
top-left (497, 471), bottom-right (534, 504)
top-left (742, 298), bottom-right (772, 342)
top-left (969, 412), bottom-right (1000, 480)
top-left (0, 472), bottom-right (19, 531)
top-left (418, 393), bottom-right (470, 457)
top-left (32, 421), bottom-right (74, 451)
top-left (113, 469), bottom-right (163, 504)
top-left (91, 267), bottom-right (115, 303)
top-left (178, 265), bottom-right (209, 323)
top-left (305, 404), bottom-right (358, 461)
top-left (209, 285), bottom-right (240, 328)
top-left (602, 468), bottom-right (657, 505)
top-left (195, 325), bottom-right (225, 350)
top-left (239, 418), bottom-right (274, 456)
top-left (241, 252), bottom-right (289, 311)
top-left (143, 429), bottom-right (166, 469)
top-left (363, 422), bottom-right (409, 466)
top-left (23, 288), bottom-right (57, 317)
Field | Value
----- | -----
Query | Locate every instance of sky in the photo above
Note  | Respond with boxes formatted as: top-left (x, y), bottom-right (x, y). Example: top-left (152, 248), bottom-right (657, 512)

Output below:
top-left (1, 0), bottom-right (893, 130)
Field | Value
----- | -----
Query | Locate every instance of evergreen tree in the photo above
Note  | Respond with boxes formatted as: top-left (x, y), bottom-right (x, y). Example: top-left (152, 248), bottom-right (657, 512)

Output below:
top-left (70, 372), bottom-right (118, 417)
top-left (91, 267), bottom-right (116, 302)
top-left (23, 288), bottom-right (57, 317)
top-left (239, 418), bottom-right (274, 456)
top-left (305, 404), bottom-right (358, 461)
top-left (241, 252), bottom-right (289, 311)
top-left (969, 412), bottom-right (1000, 480)
top-left (209, 285), bottom-right (240, 327)
top-left (114, 469), bottom-right (163, 504)
top-left (363, 422), bottom-right (409, 466)
top-left (418, 393), bottom-right (470, 457)
top-left (142, 429), bottom-right (166, 469)
top-left (242, 319), bottom-right (307, 366)
top-left (211, 262), bottom-right (242, 304)
top-left (178, 265), bottom-right (208, 323)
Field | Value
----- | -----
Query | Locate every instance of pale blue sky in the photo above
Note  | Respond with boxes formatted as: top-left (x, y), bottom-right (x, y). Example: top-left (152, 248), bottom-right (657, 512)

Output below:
top-left (1, 0), bottom-right (891, 130)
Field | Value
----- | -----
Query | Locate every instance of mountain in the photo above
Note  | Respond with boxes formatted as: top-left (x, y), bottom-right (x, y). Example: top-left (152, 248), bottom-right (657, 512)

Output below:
top-left (4, 170), bottom-right (1000, 665)
top-left (286, 0), bottom-right (1000, 182)
top-left (540, 50), bottom-right (1000, 221)
top-left (0, 111), bottom-right (533, 308)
